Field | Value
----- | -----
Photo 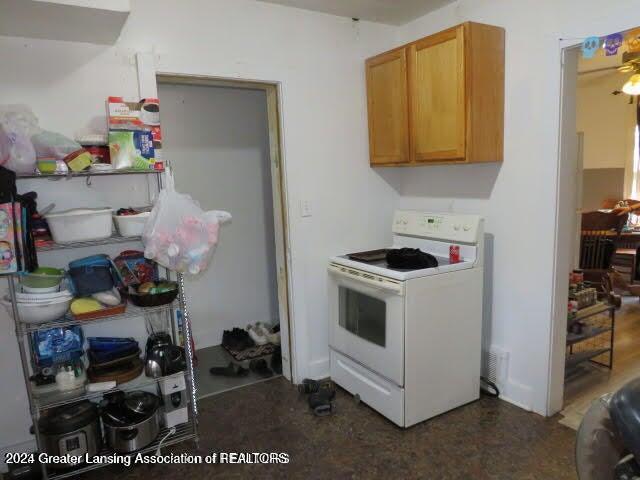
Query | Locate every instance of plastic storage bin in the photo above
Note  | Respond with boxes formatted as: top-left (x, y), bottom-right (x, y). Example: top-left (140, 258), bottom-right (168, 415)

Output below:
top-left (113, 212), bottom-right (150, 237)
top-left (68, 255), bottom-right (122, 296)
top-left (32, 326), bottom-right (84, 367)
top-left (45, 208), bottom-right (113, 244)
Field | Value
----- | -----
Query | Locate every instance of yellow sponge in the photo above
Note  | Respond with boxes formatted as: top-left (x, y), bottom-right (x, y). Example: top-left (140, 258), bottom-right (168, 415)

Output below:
top-left (70, 298), bottom-right (103, 315)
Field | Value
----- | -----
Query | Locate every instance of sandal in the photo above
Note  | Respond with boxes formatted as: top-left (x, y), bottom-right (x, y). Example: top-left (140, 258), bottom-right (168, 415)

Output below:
top-left (209, 362), bottom-right (249, 377)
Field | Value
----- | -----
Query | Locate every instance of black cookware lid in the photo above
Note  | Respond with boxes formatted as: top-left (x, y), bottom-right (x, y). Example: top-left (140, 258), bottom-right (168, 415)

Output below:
top-left (39, 401), bottom-right (98, 435)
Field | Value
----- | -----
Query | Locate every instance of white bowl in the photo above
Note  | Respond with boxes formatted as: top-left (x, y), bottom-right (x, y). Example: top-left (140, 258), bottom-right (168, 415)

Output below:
top-left (21, 284), bottom-right (61, 294)
top-left (15, 290), bottom-right (72, 304)
top-left (3, 296), bottom-right (72, 324)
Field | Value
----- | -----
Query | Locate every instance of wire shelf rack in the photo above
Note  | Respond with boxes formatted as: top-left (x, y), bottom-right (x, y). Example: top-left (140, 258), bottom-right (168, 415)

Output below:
top-left (46, 421), bottom-right (196, 480)
top-left (8, 165), bottom-right (199, 480)
top-left (33, 371), bottom-right (191, 411)
top-left (36, 234), bottom-right (142, 252)
top-left (19, 302), bottom-right (176, 334)
top-left (17, 169), bottom-right (164, 179)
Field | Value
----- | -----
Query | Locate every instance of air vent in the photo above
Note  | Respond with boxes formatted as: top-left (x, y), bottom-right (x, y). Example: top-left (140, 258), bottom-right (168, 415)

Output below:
top-left (482, 346), bottom-right (509, 387)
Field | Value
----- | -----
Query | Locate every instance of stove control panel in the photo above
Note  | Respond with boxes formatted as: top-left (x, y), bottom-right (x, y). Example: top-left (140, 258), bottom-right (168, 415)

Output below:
top-left (392, 210), bottom-right (482, 244)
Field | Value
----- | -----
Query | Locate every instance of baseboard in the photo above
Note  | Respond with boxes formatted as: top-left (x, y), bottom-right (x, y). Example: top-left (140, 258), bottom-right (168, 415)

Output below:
top-left (499, 379), bottom-right (534, 412)
top-left (306, 357), bottom-right (329, 380)
top-left (0, 439), bottom-right (36, 473)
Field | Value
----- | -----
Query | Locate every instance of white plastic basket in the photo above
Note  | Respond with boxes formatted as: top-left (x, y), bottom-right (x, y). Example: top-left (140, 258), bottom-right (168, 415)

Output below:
top-left (45, 207), bottom-right (113, 243)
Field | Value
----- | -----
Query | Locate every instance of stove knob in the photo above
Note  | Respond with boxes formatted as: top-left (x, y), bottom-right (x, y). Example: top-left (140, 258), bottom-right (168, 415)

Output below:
top-left (453, 225), bottom-right (461, 231)
top-left (463, 225), bottom-right (471, 231)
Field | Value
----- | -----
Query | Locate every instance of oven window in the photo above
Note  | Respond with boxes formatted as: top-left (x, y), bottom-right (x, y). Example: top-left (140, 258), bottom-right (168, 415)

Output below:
top-left (338, 287), bottom-right (386, 347)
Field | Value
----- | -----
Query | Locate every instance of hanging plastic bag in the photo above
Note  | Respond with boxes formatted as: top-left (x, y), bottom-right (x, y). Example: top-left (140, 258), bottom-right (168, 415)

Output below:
top-left (31, 130), bottom-right (83, 160)
top-left (0, 105), bottom-right (40, 174)
top-left (142, 168), bottom-right (231, 274)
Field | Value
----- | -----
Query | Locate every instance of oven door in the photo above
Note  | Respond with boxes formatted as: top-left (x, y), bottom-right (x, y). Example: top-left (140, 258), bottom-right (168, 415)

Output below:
top-left (328, 264), bottom-right (405, 386)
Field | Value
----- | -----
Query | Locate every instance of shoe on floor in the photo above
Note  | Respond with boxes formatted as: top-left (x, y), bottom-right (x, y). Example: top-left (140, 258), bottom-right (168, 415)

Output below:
top-left (256, 322), bottom-right (280, 345)
top-left (271, 346), bottom-right (282, 374)
top-left (247, 324), bottom-right (269, 346)
top-left (249, 358), bottom-right (273, 378)
top-left (209, 362), bottom-right (249, 377)
top-left (308, 389), bottom-right (336, 417)
top-left (298, 378), bottom-right (335, 394)
top-left (222, 328), bottom-right (255, 351)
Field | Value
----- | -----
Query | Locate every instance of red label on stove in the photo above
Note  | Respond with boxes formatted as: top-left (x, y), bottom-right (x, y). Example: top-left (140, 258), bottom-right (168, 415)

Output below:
top-left (449, 245), bottom-right (460, 264)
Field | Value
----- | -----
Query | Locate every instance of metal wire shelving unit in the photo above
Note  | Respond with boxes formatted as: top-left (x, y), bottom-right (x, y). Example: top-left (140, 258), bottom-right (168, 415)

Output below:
top-left (5, 168), bottom-right (199, 479)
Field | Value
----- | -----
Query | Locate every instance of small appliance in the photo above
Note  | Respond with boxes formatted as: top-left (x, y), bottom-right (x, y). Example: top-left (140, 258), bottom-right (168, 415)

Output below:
top-left (159, 374), bottom-right (189, 427)
top-left (145, 332), bottom-right (186, 378)
top-left (38, 401), bottom-right (101, 468)
top-left (101, 391), bottom-right (160, 453)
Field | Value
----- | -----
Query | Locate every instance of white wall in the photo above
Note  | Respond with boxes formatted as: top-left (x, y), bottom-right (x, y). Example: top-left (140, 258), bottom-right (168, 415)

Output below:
top-left (158, 83), bottom-right (278, 348)
top-left (0, 0), bottom-right (399, 451)
top-left (380, 0), bottom-right (640, 414)
top-left (577, 72), bottom-right (636, 170)
top-left (3, 0), bottom-right (636, 454)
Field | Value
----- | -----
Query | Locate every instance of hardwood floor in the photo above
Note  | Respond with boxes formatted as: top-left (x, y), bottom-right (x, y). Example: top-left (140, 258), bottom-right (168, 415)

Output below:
top-left (561, 296), bottom-right (640, 428)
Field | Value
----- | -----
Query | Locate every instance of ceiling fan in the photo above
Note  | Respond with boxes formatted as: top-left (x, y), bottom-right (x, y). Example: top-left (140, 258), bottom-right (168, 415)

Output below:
top-left (618, 51), bottom-right (640, 96)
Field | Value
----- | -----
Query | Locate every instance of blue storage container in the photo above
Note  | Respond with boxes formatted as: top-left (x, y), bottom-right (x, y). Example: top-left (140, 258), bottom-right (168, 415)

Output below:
top-left (32, 326), bottom-right (84, 368)
top-left (68, 254), bottom-right (122, 296)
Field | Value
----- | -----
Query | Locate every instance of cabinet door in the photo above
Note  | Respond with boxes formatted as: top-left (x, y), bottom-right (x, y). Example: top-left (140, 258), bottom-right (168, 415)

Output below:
top-left (409, 26), bottom-right (465, 162)
top-left (366, 49), bottom-right (410, 165)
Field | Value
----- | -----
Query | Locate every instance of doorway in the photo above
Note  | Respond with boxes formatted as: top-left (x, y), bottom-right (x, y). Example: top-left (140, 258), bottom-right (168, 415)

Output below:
top-left (156, 75), bottom-right (292, 399)
top-left (552, 29), bottom-right (640, 428)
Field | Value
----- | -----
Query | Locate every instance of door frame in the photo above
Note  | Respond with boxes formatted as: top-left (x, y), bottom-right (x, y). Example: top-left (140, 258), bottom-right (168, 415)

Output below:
top-left (549, 23), bottom-right (639, 415)
top-left (548, 43), bottom-right (580, 415)
top-left (153, 72), bottom-right (295, 382)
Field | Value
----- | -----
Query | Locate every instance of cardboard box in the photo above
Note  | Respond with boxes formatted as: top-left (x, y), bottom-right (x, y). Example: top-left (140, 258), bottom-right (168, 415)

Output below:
top-left (107, 97), bottom-right (163, 170)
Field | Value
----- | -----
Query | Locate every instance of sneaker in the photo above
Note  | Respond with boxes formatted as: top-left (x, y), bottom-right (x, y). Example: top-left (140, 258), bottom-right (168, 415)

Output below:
top-left (247, 324), bottom-right (269, 346)
top-left (256, 322), bottom-right (280, 345)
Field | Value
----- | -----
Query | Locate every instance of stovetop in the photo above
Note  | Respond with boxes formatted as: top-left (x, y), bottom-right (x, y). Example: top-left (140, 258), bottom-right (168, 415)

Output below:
top-left (330, 246), bottom-right (474, 281)
top-left (338, 254), bottom-right (451, 273)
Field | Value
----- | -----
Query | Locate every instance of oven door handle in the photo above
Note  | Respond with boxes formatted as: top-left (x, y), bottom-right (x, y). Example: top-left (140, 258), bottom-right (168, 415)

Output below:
top-left (328, 264), bottom-right (404, 295)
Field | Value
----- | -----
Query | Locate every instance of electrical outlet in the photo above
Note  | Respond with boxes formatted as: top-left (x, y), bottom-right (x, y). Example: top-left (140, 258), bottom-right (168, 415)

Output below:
top-left (300, 200), bottom-right (312, 218)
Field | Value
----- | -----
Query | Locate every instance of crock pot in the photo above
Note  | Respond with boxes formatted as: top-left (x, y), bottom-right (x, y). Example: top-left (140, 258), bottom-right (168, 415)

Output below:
top-left (102, 391), bottom-right (160, 453)
top-left (38, 401), bottom-right (100, 468)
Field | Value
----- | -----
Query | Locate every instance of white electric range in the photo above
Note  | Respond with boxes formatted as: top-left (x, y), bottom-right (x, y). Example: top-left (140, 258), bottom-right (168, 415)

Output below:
top-left (328, 210), bottom-right (484, 427)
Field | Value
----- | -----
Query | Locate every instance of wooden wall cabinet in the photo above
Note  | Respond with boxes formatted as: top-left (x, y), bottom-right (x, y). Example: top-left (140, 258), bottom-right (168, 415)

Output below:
top-left (366, 22), bottom-right (505, 166)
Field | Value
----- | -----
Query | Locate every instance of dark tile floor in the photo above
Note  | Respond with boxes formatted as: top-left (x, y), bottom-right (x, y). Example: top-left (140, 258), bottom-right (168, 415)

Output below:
top-left (87, 377), bottom-right (577, 480)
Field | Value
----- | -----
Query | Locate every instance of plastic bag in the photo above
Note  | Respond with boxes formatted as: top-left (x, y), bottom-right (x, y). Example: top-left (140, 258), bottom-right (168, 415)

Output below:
top-left (32, 130), bottom-right (82, 160)
top-left (0, 105), bottom-right (40, 138)
top-left (142, 169), bottom-right (231, 274)
top-left (0, 105), bottom-right (40, 174)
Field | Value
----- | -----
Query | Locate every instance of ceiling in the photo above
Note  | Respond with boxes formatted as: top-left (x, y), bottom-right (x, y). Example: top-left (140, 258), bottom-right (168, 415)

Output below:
top-left (255, 0), bottom-right (456, 26)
